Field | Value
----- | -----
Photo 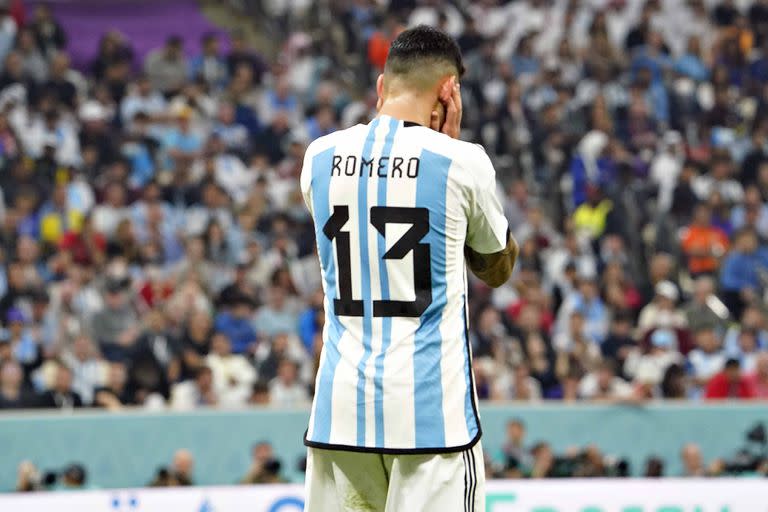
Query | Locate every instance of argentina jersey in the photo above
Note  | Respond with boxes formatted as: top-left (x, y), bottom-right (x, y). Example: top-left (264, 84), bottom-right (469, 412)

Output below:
top-left (300, 115), bottom-right (508, 453)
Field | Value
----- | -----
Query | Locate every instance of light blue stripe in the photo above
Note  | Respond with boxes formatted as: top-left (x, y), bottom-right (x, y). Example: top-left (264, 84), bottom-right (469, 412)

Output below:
top-left (373, 117), bottom-right (399, 447)
top-left (309, 146), bottom-right (344, 443)
top-left (461, 288), bottom-right (479, 439)
top-left (413, 149), bottom-right (450, 448)
top-left (355, 118), bottom-right (381, 445)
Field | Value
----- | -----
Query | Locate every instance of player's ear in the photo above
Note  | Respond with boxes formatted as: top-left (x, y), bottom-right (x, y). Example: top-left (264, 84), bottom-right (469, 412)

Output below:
top-left (375, 74), bottom-right (385, 111)
top-left (376, 74), bottom-right (385, 100)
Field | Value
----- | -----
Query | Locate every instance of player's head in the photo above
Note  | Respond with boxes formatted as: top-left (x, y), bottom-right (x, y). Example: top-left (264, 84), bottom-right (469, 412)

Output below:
top-left (377, 25), bottom-right (464, 105)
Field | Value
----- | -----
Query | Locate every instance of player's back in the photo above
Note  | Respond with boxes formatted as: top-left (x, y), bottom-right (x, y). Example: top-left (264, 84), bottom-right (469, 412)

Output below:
top-left (301, 115), bottom-right (506, 453)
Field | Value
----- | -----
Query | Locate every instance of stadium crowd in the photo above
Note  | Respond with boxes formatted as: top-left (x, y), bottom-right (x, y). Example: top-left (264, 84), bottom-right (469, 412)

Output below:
top-left (14, 418), bottom-right (768, 490)
top-left (1, 0), bottom-right (768, 422)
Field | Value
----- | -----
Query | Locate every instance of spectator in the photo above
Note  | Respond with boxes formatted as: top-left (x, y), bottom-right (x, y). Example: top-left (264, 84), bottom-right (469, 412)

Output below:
top-left (661, 363), bottom-right (689, 399)
top-left (130, 308), bottom-right (179, 397)
top-left (501, 419), bottom-right (531, 478)
top-left (213, 294), bottom-right (256, 355)
top-left (637, 280), bottom-right (687, 336)
top-left (171, 449), bottom-right (194, 486)
top-left (494, 363), bottom-right (542, 401)
top-left (178, 309), bottom-right (213, 381)
top-left (120, 74), bottom-right (167, 125)
top-left (54, 463), bottom-right (88, 491)
top-left (15, 460), bottom-right (41, 492)
top-left (170, 365), bottom-right (218, 410)
top-left (680, 443), bottom-right (706, 477)
top-left (600, 313), bottom-right (636, 376)
top-left (205, 332), bottom-right (256, 407)
top-left (747, 352), bottom-right (768, 398)
top-left (16, 28), bottom-right (47, 83)
top-left (62, 335), bottom-right (106, 405)
top-left (190, 32), bottom-right (227, 89)
top-left (555, 275), bottom-right (609, 345)
top-left (240, 441), bottom-right (285, 484)
top-left (91, 278), bottom-right (140, 362)
top-left (728, 329), bottom-right (763, 373)
top-left (624, 329), bottom-right (683, 389)
top-left (680, 203), bottom-right (730, 277)
top-left (253, 286), bottom-right (298, 338)
top-left (704, 358), bottom-right (757, 400)
top-left (683, 276), bottom-right (730, 333)
top-left (644, 456), bottom-right (665, 478)
top-left (719, 229), bottom-right (768, 317)
top-left (226, 30), bottom-right (264, 84)
top-left (30, 4), bottom-right (66, 58)
top-left (0, 359), bottom-right (36, 408)
top-left (687, 327), bottom-right (727, 392)
top-left (578, 359), bottom-right (635, 402)
top-left (37, 364), bottom-right (83, 409)
top-left (144, 36), bottom-right (188, 96)
top-left (93, 362), bottom-right (131, 410)
top-left (0, 5), bottom-right (17, 66)
top-left (268, 358), bottom-right (308, 408)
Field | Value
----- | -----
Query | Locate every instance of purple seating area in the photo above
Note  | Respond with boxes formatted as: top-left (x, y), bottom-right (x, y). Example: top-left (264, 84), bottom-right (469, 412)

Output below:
top-left (27, 0), bottom-right (227, 71)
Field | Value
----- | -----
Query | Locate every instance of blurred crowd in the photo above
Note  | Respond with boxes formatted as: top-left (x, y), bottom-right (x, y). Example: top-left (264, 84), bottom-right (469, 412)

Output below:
top-left (1, 0), bottom-right (768, 415)
top-left (490, 418), bottom-right (768, 478)
top-left (15, 441), bottom-right (289, 491)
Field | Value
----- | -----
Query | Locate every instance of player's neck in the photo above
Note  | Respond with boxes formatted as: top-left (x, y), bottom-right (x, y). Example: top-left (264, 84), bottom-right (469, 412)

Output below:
top-left (377, 96), bottom-right (432, 127)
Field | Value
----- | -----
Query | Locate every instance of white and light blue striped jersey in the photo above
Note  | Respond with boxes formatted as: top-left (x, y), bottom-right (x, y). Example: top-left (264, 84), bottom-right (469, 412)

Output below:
top-left (301, 115), bottom-right (509, 453)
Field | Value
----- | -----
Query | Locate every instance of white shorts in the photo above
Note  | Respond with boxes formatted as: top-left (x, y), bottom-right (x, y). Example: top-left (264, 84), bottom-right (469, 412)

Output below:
top-left (304, 441), bottom-right (485, 512)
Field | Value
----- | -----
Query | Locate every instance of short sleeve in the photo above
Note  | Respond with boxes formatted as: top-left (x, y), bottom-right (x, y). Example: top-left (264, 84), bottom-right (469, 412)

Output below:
top-left (465, 146), bottom-right (509, 254)
top-left (300, 142), bottom-right (315, 215)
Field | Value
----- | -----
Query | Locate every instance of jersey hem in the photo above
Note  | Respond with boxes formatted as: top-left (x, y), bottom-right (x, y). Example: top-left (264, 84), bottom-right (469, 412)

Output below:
top-left (303, 428), bottom-right (482, 455)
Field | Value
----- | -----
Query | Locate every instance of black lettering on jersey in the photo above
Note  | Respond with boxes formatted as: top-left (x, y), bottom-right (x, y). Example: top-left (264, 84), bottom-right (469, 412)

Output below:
top-left (330, 155), bottom-right (419, 179)
top-left (360, 156), bottom-right (374, 177)
top-left (332, 155), bottom-right (342, 176)
top-left (344, 156), bottom-right (357, 176)
top-left (377, 156), bottom-right (389, 177)
top-left (406, 157), bottom-right (419, 178)
top-left (391, 157), bottom-right (404, 177)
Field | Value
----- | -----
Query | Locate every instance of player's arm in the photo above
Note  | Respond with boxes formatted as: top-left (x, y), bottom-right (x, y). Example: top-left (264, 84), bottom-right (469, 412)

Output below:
top-left (435, 76), bottom-right (517, 287)
top-left (464, 232), bottom-right (518, 288)
top-left (464, 147), bottom-right (516, 288)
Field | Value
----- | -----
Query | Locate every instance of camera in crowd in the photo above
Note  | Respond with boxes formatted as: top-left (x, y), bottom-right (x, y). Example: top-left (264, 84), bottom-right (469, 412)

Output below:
top-left (39, 463), bottom-right (88, 490)
top-left (721, 423), bottom-right (767, 476)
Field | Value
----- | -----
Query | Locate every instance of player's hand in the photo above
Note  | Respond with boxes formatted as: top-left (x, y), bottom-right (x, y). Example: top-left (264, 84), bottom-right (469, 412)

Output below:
top-left (431, 77), bottom-right (462, 139)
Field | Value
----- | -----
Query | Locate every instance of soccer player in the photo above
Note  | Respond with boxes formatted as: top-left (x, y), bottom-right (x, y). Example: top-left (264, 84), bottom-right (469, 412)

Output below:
top-left (300, 25), bottom-right (518, 512)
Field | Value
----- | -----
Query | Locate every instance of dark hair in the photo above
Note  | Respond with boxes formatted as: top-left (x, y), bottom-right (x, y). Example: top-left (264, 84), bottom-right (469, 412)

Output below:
top-left (386, 25), bottom-right (465, 77)
top-left (725, 358), bottom-right (741, 370)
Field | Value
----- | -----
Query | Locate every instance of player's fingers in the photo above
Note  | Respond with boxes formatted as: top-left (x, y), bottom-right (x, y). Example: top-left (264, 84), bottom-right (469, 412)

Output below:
top-left (442, 94), bottom-right (458, 138)
top-left (453, 81), bottom-right (462, 126)
top-left (430, 110), bottom-right (440, 131)
top-left (439, 76), bottom-right (454, 102)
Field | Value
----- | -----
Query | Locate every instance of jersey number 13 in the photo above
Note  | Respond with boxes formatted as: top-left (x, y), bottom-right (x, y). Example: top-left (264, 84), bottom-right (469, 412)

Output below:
top-left (323, 205), bottom-right (432, 318)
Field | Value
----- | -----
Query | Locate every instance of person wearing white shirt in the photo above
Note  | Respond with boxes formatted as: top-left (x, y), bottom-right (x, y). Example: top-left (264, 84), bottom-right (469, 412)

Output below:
top-left (579, 360), bottom-right (634, 402)
top-left (170, 366), bottom-right (219, 410)
top-left (687, 327), bottom-right (727, 393)
top-left (120, 75), bottom-right (167, 125)
top-left (268, 358), bottom-right (309, 408)
top-left (61, 335), bottom-right (108, 405)
top-left (91, 182), bottom-right (131, 237)
top-left (205, 332), bottom-right (256, 408)
top-left (624, 329), bottom-right (683, 386)
top-left (650, 131), bottom-right (685, 212)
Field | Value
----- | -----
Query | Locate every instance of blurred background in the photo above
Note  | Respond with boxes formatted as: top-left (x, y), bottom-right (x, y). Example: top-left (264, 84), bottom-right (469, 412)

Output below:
top-left (0, 0), bottom-right (767, 505)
